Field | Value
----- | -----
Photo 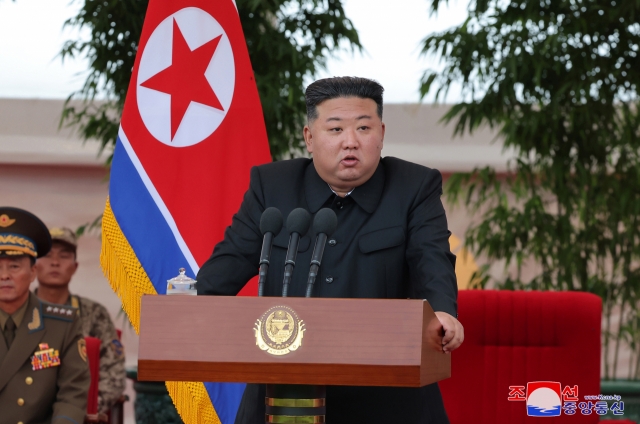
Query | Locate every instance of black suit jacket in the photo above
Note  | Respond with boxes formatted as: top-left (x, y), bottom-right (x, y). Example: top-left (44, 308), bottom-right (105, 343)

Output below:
top-left (198, 157), bottom-right (457, 423)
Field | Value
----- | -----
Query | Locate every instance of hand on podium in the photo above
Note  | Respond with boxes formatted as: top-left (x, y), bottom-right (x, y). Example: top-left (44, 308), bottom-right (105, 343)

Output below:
top-left (435, 311), bottom-right (464, 353)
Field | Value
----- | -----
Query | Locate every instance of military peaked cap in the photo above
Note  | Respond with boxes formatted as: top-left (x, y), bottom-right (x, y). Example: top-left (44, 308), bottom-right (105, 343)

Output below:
top-left (0, 207), bottom-right (52, 258)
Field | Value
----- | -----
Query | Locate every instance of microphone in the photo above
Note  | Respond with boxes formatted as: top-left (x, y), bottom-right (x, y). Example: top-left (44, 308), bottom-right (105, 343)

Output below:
top-left (305, 208), bottom-right (338, 297)
top-left (258, 207), bottom-right (284, 297)
top-left (281, 208), bottom-right (311, 297)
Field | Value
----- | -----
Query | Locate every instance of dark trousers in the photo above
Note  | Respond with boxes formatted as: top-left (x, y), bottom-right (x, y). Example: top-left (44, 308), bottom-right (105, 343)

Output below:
top-left (234, 383), bottom-right (450, 424)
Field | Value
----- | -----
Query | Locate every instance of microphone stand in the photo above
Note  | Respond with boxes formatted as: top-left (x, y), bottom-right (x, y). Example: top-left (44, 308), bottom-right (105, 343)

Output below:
top-left (305, 232), bottom-right (327, 298)
top-left (281, 232), bottom-right (300, 297)
top-left (258, 232), bottom-right (273, 297)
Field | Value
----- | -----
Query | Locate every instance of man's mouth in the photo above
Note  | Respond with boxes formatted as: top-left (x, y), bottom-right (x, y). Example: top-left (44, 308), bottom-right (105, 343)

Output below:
top-left (341, 155), bottom-right (359, 166)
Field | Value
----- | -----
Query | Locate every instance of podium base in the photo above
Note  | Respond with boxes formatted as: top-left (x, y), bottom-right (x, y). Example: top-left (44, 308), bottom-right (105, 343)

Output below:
top-left (265, 384), bottom-right (326, 423)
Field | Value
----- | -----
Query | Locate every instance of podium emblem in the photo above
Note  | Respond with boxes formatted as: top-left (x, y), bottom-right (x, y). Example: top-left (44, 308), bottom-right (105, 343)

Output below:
top-left (254, 306), bottom-right (305, 355)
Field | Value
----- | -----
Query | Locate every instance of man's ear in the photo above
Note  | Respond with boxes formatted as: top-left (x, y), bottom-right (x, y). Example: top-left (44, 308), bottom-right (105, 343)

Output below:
top-left (380, 122), bottom-right (385, 149)
top-left (303, 125), bottom-right (314, 153)
top-left (29, 263), bottom-right (37, 283)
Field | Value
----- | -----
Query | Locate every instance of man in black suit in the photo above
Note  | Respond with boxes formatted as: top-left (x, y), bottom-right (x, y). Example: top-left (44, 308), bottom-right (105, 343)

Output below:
top-left (197, 76), bottom-right (464, 423)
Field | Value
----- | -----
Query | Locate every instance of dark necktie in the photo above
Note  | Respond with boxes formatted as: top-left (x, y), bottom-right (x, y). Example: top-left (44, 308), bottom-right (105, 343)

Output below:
top-left (3, 317), bottom-right (16, 349)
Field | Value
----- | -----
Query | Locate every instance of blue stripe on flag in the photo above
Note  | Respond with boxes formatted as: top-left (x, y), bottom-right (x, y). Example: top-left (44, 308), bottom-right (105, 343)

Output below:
top-left (109, 139), bottom-right (189, 293)
top-left (205, 382), bottom-right (246, 424)
top-left (109, 137), bottom-right (246, 422)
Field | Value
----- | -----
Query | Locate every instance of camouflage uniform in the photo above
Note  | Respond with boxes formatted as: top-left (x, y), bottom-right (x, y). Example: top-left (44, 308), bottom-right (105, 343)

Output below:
top-left (69, 294), bottom-right (126, 414)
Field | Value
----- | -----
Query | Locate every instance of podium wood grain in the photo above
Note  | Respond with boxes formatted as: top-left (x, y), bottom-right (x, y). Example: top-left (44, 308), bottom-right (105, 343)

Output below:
top-left (138, 295), bottom-right (450, 387)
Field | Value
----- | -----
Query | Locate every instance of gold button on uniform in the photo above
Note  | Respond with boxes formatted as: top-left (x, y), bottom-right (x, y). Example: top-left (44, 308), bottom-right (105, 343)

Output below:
top-left (25, 377), bottom-right (33, 385)
top-left (17, 398), bottom-right (24, 406)
top-left (18, 421), bottom-right (24, 424)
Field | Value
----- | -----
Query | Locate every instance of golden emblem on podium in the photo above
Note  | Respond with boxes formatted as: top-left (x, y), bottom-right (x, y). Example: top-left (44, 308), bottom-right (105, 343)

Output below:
top-left (254, 306), bottom-right (305, 356)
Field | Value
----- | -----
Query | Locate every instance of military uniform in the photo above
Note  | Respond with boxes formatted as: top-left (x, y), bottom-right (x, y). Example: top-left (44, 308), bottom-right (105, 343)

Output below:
top-left (0, 207), bottom-right (90, 424)
top-left (0, 292), bottom-right (89, 424)
top-left (41, 227), bottom-right (126, 414)
top-left (69, 294), bottom-right (125, 414)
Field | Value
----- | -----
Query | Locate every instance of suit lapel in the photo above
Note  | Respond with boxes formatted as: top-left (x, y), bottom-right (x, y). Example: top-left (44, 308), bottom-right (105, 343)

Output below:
top-left (0, 294), bottom-right (46, 392)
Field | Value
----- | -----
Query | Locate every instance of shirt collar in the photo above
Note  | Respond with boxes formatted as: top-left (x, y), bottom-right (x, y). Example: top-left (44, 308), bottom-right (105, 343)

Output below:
top-left (327, 184), bottom-right (354, 197)
top-left (305, 159), bottom-right (385, 214)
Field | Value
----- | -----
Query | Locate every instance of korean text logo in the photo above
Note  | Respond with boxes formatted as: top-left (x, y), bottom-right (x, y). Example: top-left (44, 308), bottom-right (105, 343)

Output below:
top-left (508, 382), bottom-right (624, 417)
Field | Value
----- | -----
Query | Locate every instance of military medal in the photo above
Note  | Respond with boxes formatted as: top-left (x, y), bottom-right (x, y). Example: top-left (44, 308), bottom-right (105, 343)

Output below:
top-left (31, 343), bottom-right (61, 370)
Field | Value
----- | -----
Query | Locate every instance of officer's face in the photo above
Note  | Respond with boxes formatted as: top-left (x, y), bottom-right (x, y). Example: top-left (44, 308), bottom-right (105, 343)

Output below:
top-left (36, 243), bottom-right (78, 287)
top-left (0, 256), bottom-right (36, 311)
top-left (304, 97), bottom-right (385, 193)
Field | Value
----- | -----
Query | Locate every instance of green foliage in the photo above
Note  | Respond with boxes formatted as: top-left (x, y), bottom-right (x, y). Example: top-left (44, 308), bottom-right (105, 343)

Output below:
top-left (422, 0), bottom-right (640, 379)
top-left (61, 0), bottom-right (146, 163)
top-left (60, 0), bottom-right (360, 161)
top-left (242, 0), bottom-right (360, 158)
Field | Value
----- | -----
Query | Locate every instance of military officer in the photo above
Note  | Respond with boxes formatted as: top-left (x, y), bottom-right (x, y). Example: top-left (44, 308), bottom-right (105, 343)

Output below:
top-left (36, 226), bottom-right (126, 414)
top-left (0, 207), bottom-right (90, 424)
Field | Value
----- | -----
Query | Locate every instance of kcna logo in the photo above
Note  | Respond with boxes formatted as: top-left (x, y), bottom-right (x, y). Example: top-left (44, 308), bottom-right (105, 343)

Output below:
top-left (525, 382), bottom-right (563, 417)
top-left (508, 381), bottom-right (625, 417)
top-left (136, 7), bottom-right (236, 147)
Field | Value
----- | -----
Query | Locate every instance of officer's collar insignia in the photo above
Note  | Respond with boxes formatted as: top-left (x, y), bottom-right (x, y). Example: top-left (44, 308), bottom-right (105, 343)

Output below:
top-left (31, 343), bottom-right (61, 370)
top-left (70, 295), bottom-right (81, 314)
top-left (0, 214), bottom-right (15, 228)
top-left (27, 307), bottom-right (42, 331)
top-left (43, 303), bottom-right (75, 321)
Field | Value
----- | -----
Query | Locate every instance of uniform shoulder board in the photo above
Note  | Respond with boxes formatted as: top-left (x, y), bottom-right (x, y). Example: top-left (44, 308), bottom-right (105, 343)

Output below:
top-left (42, 302), bottom-right (77, 322)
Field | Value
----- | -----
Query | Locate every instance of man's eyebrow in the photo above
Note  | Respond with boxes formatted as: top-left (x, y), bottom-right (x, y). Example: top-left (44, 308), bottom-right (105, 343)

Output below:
top-left (325, 115), bottom-right (373, 122)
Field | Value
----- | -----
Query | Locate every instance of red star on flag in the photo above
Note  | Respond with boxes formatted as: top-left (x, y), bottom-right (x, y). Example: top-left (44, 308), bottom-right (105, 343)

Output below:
top-left (140, 19), bottom-right (224, 140)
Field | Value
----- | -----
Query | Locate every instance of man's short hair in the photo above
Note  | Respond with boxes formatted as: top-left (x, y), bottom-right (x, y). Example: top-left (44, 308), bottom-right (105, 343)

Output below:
top-left (305, 77), bottom-right (384, 123)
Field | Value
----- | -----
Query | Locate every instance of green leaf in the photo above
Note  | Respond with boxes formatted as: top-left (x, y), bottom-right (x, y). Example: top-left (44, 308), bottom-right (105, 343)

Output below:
top-left (423, 0), bottom-right (640, 379)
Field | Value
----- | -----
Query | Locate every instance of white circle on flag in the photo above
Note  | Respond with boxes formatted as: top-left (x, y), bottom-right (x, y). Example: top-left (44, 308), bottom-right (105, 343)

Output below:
top-left (136, 7), bottom-right (235, 147)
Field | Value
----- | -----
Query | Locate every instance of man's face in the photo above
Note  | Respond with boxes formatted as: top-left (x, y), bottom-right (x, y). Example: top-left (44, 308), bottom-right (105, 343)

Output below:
top-left (304, 97), bottom-right (385, 192)
top-left (36, 242), bottom-right (78, 287)
top-left (0, 256), bottom-right (36, 308)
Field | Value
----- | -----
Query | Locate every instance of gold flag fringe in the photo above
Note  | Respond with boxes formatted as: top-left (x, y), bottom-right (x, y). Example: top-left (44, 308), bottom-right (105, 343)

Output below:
top-left (100, 197), bottom-right (221, 424)
top-left (100, 197), bottom-right (155, 333)
top-left (167, 381), bottom-right (221, 424)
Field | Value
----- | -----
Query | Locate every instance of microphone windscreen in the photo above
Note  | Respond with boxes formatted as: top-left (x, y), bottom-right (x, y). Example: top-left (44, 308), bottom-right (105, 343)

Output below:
top-left (286, 208), bottom-right (312, 236)
top-left (260, 207), bottom-right (284, 235)
top-left (313, 208), bottom-right (338, 236)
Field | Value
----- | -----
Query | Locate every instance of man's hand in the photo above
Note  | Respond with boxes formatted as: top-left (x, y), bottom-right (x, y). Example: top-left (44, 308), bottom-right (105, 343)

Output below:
top-left (434, 311), bottom-right (464, 353)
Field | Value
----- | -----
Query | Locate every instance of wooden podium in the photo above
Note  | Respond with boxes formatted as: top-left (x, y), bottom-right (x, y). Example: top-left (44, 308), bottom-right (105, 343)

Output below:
top-left (138, 295), bottom-right (450, 387)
